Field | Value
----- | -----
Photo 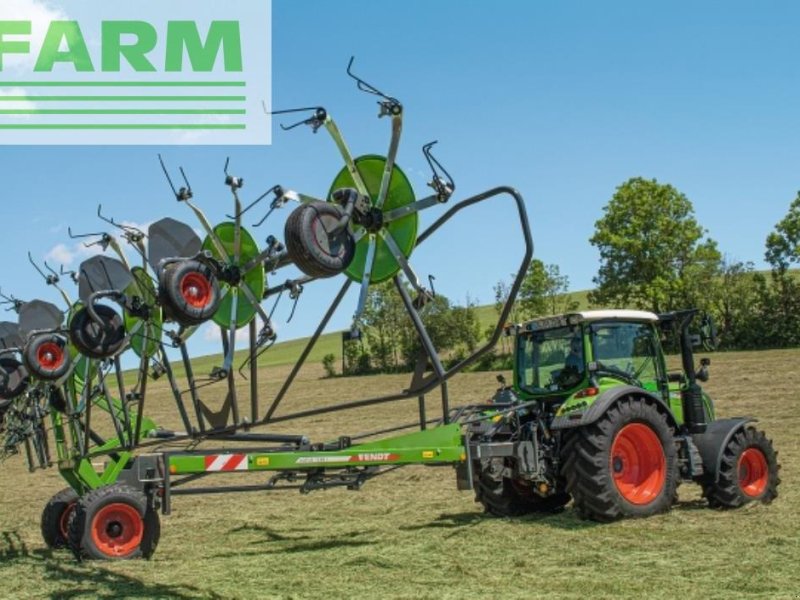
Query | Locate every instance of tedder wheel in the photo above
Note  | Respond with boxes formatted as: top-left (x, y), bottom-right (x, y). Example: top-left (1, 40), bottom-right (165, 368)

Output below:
top-left (68, 484), bottom-right (160, 561)
top-left (22, 334), bottom-right (71, 381)
top-left (159, 260), bottom-right (221, 327)
top-left (562, 397), bottom-right (678, 521)
top-left (702, 426), bottom-right (780, 509)
top-left (41, 487), bottom-right (79, 550)
top-left (474, 458), bottom-right (571, 517)
top-left (284, 201), bottom-right (355, 278)
top-left (69, 305), bottom-right (126, 360)
top-left (0, 357), bottom-right (29, 400)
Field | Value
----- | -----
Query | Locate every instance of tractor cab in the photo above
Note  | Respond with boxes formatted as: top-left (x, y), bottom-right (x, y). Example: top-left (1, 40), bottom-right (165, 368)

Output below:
top-left (512, 310), bottom-right (665, 399)
top-left (508, 309), bottom-right (716, 433)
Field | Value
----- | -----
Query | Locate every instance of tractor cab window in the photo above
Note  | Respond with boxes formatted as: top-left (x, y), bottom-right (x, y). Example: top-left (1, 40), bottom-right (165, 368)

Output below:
top-left (517, 325), bottom-right (584, 394)
top-left (589, 322), bottom-right (661, 388)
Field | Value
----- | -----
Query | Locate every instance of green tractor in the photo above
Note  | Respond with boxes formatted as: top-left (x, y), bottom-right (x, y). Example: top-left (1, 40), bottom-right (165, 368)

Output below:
top-left (471, 309), bottom-right (780, 520)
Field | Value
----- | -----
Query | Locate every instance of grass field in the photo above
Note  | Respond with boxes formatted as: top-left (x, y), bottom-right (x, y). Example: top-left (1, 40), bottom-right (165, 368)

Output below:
top-left (0, 348), bottom-right (798, 599)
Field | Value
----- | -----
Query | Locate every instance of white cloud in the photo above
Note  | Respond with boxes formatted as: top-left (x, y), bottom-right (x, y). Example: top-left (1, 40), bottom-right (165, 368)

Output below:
top-left (0, 0), bottom-right (68, 73)
top-left (43, 239), bottom-right (103, 268)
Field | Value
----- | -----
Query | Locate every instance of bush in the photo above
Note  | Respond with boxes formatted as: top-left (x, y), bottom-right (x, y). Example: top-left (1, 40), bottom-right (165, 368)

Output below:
top-left (321, 353), bottom-right (337, 378)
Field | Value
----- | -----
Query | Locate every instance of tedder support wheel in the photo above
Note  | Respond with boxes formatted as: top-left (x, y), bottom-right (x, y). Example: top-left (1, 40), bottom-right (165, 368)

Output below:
top-left (68, 484), bottom-right (160, 561)
top-left (41, 487), bottom-right (79, 550)
top-left (68, 304), bottom-right (126, 360)
top-left (474, 458), bottom-right (571, 517)
top-left (562, 397), bottom-right (678, 522)
top-left (702, 426), bottom-right (780, 509)
top-left (159, 260), bottom-right (221, 327)
top-left (284, 200), bottom-right (355, 278)
top-left (22, 334), bottom-right (71, 381)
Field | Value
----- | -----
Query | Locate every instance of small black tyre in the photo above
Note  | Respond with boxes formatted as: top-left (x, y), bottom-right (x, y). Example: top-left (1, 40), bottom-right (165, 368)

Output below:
top-left (474, 458), bottom-right (571, 517)
top-left (69, 305), bottom-right (126, 360)
top-left (41, 487), bottom-right (79, 549)
top-left (0, 357), bottom-right (29, 400)
top-left (562, 396), bottom-right (679, 522)
top-left (68, 484), bottom-right (160, 561)
top-left (159, 260), bottom-right (221, 327)
top-left (284, 201), bottom-right (355, 278)
top-left (22, 334), bottom-right (71, 381)
top-left (701, 426), bottom-right (780, 509)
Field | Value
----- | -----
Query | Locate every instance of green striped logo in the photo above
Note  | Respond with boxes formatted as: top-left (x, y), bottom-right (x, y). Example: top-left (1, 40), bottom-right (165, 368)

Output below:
top-left (0, 1), bottom-right (271, 144)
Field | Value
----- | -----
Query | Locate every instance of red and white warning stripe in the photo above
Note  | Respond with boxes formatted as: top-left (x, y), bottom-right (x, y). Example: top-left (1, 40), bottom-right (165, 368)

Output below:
top-left (204, 454), bottom-right (249, 472)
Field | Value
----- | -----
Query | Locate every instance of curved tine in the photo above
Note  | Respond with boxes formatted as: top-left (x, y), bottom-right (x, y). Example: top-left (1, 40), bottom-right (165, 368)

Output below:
top-left (423, 141), bottom-right (456, 192)
top-left (97, 204), bottom-right (146, 238)
top-left (226, 187), bottom-right (272, 221)
top-left (27, 252), bottom-right (50, 282)
top-left (346, 56), bottom-right (399, 104)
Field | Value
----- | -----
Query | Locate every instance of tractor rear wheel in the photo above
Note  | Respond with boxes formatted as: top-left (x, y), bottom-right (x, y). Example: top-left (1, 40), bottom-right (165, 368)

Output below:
top-left (68, 484), bottom-right (160, 560)
top-left (562, 397), bottom-right (678, 521)
top-left (474, 458), bottom-right (570, 517)
top-left (701, 426), bottom-right (780, 508)
top-left (41, 487), bottom-right (79, 549)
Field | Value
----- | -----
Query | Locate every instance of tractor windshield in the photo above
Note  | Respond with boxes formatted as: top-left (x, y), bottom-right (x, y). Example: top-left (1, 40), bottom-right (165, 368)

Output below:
top-left (517, 325), bottom-right (585, 394)
top-left (589, 321), bottom-right (662, 390)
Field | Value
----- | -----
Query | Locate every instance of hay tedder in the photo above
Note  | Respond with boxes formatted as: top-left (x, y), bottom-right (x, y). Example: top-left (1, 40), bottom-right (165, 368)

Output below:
top-left (0, 60), bottom-right (779, 561)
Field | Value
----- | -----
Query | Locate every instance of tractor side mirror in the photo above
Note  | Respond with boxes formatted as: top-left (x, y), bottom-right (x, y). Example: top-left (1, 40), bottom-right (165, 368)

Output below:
top-left (496, 373), bottom-right (507, 387)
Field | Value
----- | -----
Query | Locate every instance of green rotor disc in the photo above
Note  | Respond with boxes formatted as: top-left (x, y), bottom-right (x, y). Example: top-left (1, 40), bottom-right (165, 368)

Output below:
top-left (328, 155), bottom-right (417, 284)
top-left (202, 223), bottom-right (266, 329)
top-left (124, 266), bottom-right (163, 358)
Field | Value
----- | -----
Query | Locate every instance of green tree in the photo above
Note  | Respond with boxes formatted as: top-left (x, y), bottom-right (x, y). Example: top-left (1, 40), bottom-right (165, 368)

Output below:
top-left (519, 259), bottom-right (578, 319)
top-left (589, 177), bottom-right (721, 313)
top-left (707, 259), bottom-right (761, 348)
top-left (761, 194), bottom-right (800, 347)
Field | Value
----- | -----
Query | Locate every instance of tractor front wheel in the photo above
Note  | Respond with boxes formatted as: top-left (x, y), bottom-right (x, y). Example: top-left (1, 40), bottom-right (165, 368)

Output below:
top-left (41, 487), bottom-right (79, 549)
top-left (68, 484), bottom-right (160, 561)
top-left (562, 397), bottom-right (678, 521)
top-left (701, 426), bottom-right (780, 509)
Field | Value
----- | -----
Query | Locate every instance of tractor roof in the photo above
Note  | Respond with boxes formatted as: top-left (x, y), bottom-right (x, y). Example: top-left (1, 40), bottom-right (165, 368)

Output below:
top-left (512, 309), bottom-right (659, 333)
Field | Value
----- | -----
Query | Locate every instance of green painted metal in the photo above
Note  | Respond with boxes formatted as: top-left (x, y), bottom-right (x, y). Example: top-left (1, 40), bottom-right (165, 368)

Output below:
top-left (329, 155), bottom-right (417, 284)
top-left (202, 222), bottom-right (266, 328)
top-left (168, 424), bottom-right (466, 475)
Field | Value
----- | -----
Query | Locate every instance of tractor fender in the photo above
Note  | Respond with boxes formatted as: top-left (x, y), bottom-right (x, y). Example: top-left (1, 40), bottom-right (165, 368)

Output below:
top-left (691, 417), bottom-right (755, 482)
top-left (550, 385), bottom-right (678, 431)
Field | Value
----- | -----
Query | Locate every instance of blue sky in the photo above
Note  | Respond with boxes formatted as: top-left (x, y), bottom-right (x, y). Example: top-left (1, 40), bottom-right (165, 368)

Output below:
top-left (0, 0), bottom-right (798, 358)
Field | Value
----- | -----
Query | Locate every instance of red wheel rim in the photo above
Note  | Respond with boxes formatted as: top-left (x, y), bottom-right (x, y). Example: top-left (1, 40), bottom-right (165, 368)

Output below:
top-left (90, 503), bottom-right (144, 558)
top-left (180, 272), bottom-right (212, 309)
top-left (59, 501), bottom-right (76, 540)
top-left (37, 341), bottom-right (64, 370)
top-left (738, 447), bottom-right (769, 497)
top-left (610, 423), bottom-right (666, 505)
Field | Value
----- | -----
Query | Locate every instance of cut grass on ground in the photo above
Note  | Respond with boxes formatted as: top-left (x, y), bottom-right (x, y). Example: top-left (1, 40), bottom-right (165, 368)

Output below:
top-left (0, 349), bottom-right (798, 599)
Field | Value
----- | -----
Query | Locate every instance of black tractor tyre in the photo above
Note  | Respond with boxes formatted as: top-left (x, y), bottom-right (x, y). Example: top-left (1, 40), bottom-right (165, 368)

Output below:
top-left (41, 487), bottom-right (80, 550)
top-left (68, 484), bottom-right (160, 561)
top-left (0, 357), bottom-right (29, 400)
top-left (284, 201), bottom-right (355, 279)
top-left (561, 396), bottom-right (679, 522)
top-left (69, 305), bottom-right (126, 360)
top-left (22, 334), bottom-right (71, 381)
top-left (701, 426), bottom-right (780, 509)
top-left (474, 459), bottom-right (571, 517)
top-left (158, 260), bottom-right (221, 327)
